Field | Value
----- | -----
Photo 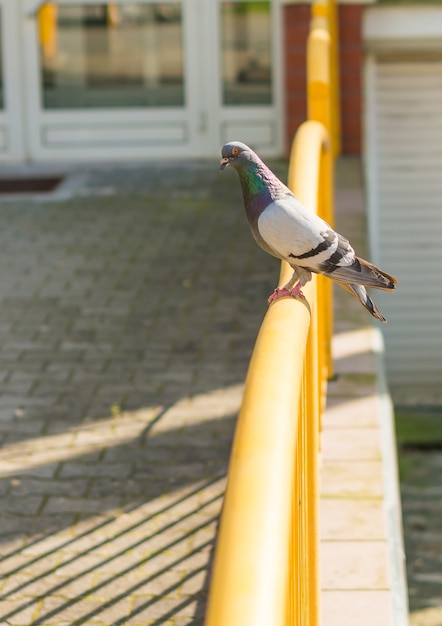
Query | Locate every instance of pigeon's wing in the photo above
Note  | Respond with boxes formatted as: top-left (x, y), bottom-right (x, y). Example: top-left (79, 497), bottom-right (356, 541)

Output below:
top-left (256, 196), bottom-right (338, 264)
top-left (257, 196), bottom-right (397, 291)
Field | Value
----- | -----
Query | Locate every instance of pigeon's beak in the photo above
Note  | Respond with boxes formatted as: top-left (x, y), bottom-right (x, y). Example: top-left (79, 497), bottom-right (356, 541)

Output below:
top-left (219, 157), bottom-right (230, 171)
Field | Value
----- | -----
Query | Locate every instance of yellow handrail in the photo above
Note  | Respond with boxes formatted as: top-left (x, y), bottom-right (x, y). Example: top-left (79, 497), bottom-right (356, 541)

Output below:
top-left (204, 122), bottom-right (329, 626)
top-left (204, 1), bottom-right (338, 624)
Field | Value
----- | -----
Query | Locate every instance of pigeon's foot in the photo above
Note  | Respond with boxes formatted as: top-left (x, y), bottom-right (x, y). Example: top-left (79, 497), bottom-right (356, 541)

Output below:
top-left (267, 283), bottom-right (305, 304)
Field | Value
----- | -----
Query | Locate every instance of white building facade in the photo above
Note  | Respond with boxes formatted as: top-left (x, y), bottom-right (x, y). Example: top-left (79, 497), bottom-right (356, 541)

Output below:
top-left (364, 5), bottom-right (442, 394)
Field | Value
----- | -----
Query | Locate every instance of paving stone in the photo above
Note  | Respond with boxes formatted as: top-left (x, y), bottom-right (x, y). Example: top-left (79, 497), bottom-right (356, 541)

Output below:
top-left (322, 541), bottom-right (390, 589)
top-left (0, 599), bottom-right (40, 624)
top-left (43, 496), bottom-right (122, 516)
top-left (322, 427), bottom-right (383, 461)
top-left (320, 460), bottom-right (384, 498)
top-left (2, 495), bottom-right (43, 516)
top-left (10, 478), bottom-right (89, 497)
top-left (320, 498), bottom-right (386, 540)
top-left (59, 462), bottom-right (132, 479)
top-left (322, 590), bottom-right (393, 626)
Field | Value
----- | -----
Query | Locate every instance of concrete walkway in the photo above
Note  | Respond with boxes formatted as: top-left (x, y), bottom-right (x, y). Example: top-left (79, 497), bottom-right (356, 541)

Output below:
top-left (320, 159), bottom-right (408, 626)
top-left (0, 158), bottom-right (407, 625)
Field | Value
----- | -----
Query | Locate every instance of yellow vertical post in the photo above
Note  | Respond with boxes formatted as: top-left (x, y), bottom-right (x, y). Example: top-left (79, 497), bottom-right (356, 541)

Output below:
top-left (107, 4), bottom-right (120, 27)
top-left (307, 27), bottom-right (331, 134)
top-left (328, 0), bottom-right (341, 157)
top-left (311, 0), bottom-right (328, 21)
top-left (286, 486), bottom-right (296, 626)
top-left (319, 143), bottom-right (334, 380)
top-left (38, 3), bottom-right (57, 61)
top-left (301, 307), bottom-right (322, 625)
top-left (294, 387), bottom-right (304, 626)
top-left (311, 0), bottom-right (341, 157)
top-left (299, 380), bottom-right (308, 626)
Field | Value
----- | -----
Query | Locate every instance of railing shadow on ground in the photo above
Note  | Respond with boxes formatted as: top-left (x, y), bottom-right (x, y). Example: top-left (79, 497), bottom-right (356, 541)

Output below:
top-left (0, 414), bottom-right (229, 625)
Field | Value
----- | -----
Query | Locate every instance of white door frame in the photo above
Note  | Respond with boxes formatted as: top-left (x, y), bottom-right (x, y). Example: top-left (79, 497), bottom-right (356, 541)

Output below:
top-left (15, 0), bottom-right (284, 162)
top-left (0, 1), bottom-right (25, 162)
top-left (203, 0), bottom-right (284, 157)
top-left (22, 0), bottom-right (207, 161)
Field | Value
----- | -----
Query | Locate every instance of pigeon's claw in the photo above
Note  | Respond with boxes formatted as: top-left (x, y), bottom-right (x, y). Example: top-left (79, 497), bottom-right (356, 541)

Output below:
top-left (268, 287), bottom-right (290, 303)
top-left (268, 283), bottom-right (305, 304)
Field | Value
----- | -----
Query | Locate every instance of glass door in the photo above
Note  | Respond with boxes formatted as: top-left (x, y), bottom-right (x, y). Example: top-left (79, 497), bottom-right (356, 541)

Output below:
top-left (205, 0), bottom-right (283, 156)
top-left (22, 0), bottom-right (205, 160)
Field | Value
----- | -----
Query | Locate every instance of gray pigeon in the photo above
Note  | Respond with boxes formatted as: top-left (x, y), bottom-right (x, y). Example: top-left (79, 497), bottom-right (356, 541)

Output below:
top-left (220, 141), bottom-right (397, 323)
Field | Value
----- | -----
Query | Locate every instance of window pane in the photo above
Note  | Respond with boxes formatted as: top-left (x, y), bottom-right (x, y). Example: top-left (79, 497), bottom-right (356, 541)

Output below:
top-left (221, 2), bottom-right (272, 106)
top-left (39, 3), bottom-right (184, 109)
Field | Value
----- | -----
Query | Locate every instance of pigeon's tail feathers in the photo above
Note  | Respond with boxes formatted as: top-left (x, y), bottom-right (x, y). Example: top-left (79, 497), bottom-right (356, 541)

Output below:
top-left (323, 256), bottom-right (397, 291)
top-left (358, 258), bottom-right (398, 290)
top-left (335, 281), bottom-right (387, 323)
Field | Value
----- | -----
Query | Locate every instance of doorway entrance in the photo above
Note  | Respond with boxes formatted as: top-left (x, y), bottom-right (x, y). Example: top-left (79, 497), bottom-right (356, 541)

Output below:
top-left (3, 1), bottom-right (283, 162)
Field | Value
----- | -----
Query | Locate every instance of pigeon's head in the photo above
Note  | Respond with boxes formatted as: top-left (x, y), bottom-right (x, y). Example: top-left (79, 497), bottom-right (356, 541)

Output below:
top-left (220, 141), bottom-right (255, 171)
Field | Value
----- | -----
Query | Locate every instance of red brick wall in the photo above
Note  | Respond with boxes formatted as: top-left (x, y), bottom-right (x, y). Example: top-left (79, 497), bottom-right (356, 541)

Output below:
top-left (283, 3), bottom-right (363, 155)
top-left (338, 4), bottom-right (363, 154)
top-left (283, 4), bottom-right (310, 154)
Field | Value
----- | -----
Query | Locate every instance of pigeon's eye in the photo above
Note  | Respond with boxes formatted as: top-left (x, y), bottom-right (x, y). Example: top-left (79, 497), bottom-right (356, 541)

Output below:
top-left (232, 147), bottom-right (239, 156)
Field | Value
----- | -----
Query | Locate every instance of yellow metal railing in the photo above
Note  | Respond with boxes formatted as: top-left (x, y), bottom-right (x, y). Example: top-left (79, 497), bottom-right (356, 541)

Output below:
top-left (204, 2), bottom-right (338, 625)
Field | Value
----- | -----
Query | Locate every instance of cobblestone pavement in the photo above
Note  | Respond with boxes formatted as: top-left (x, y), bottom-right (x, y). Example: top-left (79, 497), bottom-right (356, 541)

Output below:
top-left (0, 160), bottom-right (283, 625)
top-left (395, 410), bottom-right (442, 626)
top-left (402, 450), bottom-right (442, 626)
top-left (1, 157), bottom-right (436, 626)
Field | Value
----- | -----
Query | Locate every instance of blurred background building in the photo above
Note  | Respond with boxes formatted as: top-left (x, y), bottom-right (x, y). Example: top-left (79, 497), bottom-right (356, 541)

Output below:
top-left (0, 0), bottom-right (371, 163)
